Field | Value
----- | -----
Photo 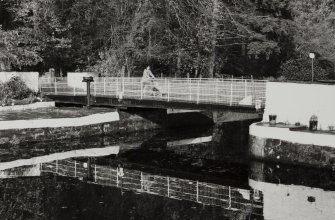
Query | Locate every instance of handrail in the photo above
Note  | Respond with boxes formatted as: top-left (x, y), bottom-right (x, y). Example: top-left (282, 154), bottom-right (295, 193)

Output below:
top-left (39, 77), bottom-right (267, 108)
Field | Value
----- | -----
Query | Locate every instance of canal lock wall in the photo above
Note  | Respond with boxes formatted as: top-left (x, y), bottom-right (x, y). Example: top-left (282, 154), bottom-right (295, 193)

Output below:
top-left (249, 82), bottom-right (335, 169)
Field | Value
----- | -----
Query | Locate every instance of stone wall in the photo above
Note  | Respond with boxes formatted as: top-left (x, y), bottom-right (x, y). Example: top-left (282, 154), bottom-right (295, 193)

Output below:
top-left (249, 123), bottom-right (335, 168)
top-left (0, 72), bottom-right (39, 91)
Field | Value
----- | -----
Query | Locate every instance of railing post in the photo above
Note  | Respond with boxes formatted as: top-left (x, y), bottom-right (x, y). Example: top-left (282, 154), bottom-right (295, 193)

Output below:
top-left (189, 79), bottom-right (192, 101)
top-left (94, 165), bottom-right (97, 182)
top-left (215, 79), bottom-right (219, 103)
top-left (196, 181), bottom-right (199, 202)
top-left (116, 169), bottom-right (119, 187)
top-left (94, 81), bottom-right (96, 96)
top-left (116, 78), bottom-right (119, 97)
top-left (197, 80), bottom-right (200, 104)
top-left (73, 87), bottom-right (76, 96)
top-left (167, 80), bottom-right (170, 102)
top-left (103, 78), bottom-right (106, 95)
top-left (167, 177), bottom-right (170, 197)
top-left (141, 172), bottom-right (143, 191)
top-left (228, 186), bottom-right (231, 209)
top-left (140, 81), bottom-right (143, 99)
top-left (56, 160), bottom-right (58, 173)
top-left (229, 80), bottom-right (233, 106)
top-left (244, 79), bottom-right (247, 98)
top-left (74, 160), bottom-right (77, 177)
top-left (252, 75), bottom-right (255, 105)
top-left (54, 78), bottom-right (57, 95)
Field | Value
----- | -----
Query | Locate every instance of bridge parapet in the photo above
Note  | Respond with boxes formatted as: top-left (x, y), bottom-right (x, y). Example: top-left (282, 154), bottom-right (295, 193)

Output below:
top-left (39, 77), bottom-right (267, 109)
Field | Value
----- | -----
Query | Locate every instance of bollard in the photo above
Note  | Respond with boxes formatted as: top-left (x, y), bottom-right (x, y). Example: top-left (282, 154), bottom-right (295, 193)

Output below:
top-left (82, 76), bottom-right (94, 108)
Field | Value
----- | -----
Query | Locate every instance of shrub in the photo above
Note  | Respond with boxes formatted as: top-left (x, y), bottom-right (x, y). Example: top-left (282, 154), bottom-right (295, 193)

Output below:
top-left (279, 58), bottom-right (328, 81)
top-left (0, 76), bottom-right (34, 105)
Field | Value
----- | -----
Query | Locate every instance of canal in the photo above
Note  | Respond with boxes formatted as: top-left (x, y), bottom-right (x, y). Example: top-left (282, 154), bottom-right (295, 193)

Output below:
top-left (0, 119), bottom-right (334, 220)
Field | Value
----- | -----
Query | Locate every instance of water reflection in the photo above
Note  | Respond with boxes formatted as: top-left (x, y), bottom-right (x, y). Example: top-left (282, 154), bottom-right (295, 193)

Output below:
top-left (0, 120), bottom-right (334, 219)
top-left (0, 146), bottom-right (263, 219)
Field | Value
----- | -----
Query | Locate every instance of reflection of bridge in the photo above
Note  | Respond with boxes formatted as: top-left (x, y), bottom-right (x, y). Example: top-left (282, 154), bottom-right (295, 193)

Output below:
top-left (40, 77), bottom-right (266, 111)
top-left (0, 148), bottom-right (263, 216)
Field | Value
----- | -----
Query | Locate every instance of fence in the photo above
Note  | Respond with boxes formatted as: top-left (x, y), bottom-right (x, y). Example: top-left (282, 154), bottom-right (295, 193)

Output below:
top-left (41, 159), bottom-right (263, 216)
top-left (39, 77), bottom-right (267, 108)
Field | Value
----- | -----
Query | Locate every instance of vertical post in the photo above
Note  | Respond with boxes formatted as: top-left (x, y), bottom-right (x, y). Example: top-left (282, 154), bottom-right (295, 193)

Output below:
top-left (74, 160), bottom-right (77, 177)
top-left (167, 80), bottom-right (170, 102)
top-left (228, 186), bottom-right (231, 209)
top-left (56, 160), bottom-right (58, 173)
top-left (73, 87), bottom-right (76, 96)
top-left (94, 81), bottom-right (96, 96)
top-left (103, 78), bottom-right (106, 95)
top-left (141, 172), bottom-right (143, 191)
top-left (167, 177), bottom-right (170, 197)
top-left (140, 81), bottom-right (143, 99)
top-left (244, 79), bottom-right (247, 98)
top-left (215, 79), bottom-right (218, 103)
top-left (189, 78), bottom-right (192, 101)
top-left (116, 78), bottom-right (119, 97)
top-left (197, 80), bottom-right (200, 104)
top-left (196, 181), bottom-right (199, 202)
top-left (116, 169), bottom-right (119, 187)
top-left (229, 80), bottom-right (233, 106)
top-left (311, 58), bottom-right (314, 82)
top-left (94, 165), bottom-right (97, 182)
top-left (251, 75), bottom-right (255, 104)
top-left (54, 78), bottom-right (57, 95)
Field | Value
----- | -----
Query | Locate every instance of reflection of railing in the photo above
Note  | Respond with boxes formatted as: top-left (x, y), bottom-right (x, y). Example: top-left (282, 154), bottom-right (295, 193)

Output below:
top-left (39, 77), bottom-right (266, 108)
top-left (41, 159), bottom-right (263, 216)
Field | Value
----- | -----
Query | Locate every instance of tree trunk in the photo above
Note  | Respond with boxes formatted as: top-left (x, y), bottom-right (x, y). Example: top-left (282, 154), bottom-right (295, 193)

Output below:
top-left (208, 0), bottom-right (219, 78)
top-left (176, 42), bottom-right (182, 77)
top-left (195, 50), bottom-right (201, 78)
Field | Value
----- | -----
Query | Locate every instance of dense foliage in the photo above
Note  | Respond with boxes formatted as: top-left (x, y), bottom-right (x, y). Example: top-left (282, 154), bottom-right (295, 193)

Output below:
top-left (0, 0), bottom-right (334, 80)
top-left (0, 76), bottom-right (35, 105)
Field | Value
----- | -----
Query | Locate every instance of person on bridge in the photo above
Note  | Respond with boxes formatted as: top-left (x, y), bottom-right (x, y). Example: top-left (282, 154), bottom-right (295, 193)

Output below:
top-left (141, 66), bottom-right (161, 96)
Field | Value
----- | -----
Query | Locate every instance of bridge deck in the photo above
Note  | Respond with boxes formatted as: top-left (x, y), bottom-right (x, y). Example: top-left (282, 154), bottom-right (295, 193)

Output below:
top-left (40, 77), bottom-right (267, 110)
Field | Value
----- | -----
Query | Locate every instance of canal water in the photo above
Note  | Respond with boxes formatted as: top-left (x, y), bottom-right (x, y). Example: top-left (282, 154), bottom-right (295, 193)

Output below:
top-left (0, 120), bottom-right (335, 220)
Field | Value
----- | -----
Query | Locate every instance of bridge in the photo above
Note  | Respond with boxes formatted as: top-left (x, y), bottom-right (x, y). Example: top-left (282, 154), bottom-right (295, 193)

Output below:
top-left (40, 77), bottom-right (267, 112)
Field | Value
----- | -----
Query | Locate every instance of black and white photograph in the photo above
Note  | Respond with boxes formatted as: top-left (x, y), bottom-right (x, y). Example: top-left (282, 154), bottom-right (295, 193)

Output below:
top-left (0, 0), bottom-right (334, 219)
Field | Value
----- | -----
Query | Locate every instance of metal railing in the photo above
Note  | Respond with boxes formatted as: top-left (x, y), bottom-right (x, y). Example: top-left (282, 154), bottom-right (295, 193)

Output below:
top-left (41, 159), bottom-right (264, 216)
top-left (39, 77), bottom-right (267, 108)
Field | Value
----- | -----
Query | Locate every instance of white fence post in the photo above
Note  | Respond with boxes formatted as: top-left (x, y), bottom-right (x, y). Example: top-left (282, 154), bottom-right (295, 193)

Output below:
top-left (103, 78), bottom-right (106, 95)
top-left (116, 169), bottom-right (119, 187)
top-left (140, 81), bottom-right (143, 99)
top-left (196, 181), bottom-right (199, 202)
top-left (56, 160), bottom-right (58, 173)
top-left (167, 177), bottom-right (170, 197)
top-left (244, 79), bottom-right (247, 98)
top-left (73, 87), bottom-right (76, 96)
top-left (116, 78), bottom-right (119, 97)
top-left (141, 172), bottom-right (143, 191)
top-left (197, 80), bottom-right (200, 104)
top-left (167, 80), bottom-right (170, 102)
top-left (74, 160), bottom-right (77, 177)
top-left (228, 186), bottom-right (231, 209)
top-left (189, 79), bottom-right (192, 101)
top-left (94, 165), bottom-right (97, 182)
top-left (94, 81), bottom-right (96, 96)
top-left (229, 80), bottom-right (233, 106)
top-left (54, 78), bottom-right (57, 95)
top-left (215, 79), bottom-right (219, 103)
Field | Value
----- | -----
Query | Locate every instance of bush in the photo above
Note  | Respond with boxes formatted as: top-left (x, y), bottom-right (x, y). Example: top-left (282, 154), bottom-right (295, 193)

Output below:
top-left (279, 58), bottom-right (328, 81)
top-left (0, 76), bottom-right (35, 105)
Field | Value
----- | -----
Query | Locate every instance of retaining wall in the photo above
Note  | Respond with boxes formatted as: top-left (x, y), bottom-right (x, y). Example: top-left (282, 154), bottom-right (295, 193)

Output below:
top-left (263, 82), bottom-right (335, 129)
